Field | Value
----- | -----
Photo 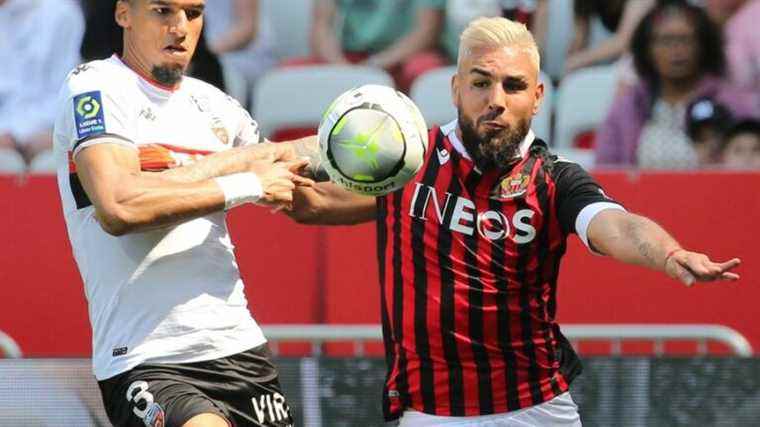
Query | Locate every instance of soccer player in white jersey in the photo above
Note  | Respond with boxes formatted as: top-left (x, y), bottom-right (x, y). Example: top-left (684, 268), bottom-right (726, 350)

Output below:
top-left (53, 1), bottom-right (306, 426)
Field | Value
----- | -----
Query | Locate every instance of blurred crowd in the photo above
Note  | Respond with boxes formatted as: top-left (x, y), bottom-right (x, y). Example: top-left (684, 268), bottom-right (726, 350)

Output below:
top-left (0, 0), bottom-right (758, 172)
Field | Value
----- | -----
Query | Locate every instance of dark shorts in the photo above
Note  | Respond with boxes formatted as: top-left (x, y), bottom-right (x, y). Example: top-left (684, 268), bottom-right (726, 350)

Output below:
top-left (98, 344), bottom-right (294, 427)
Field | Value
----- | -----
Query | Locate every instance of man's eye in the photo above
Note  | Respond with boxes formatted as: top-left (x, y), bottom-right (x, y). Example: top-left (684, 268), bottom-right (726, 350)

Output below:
top-left (473, 81), bottom-right (489, 89)
top-left (186, 9), bottom-right (203, 20)
top-left (504, 81), bottom-right (527, 92)
top-left (154, 7), bottom-right (170, 15)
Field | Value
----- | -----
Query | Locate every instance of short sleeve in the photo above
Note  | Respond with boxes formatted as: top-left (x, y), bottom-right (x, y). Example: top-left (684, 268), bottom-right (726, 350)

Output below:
top-left (230, 97), bottom-right (262, 147)
top-left (55, 65), bottom-right (137, 157)
top-left (551, 159), bottom-right (625, 250)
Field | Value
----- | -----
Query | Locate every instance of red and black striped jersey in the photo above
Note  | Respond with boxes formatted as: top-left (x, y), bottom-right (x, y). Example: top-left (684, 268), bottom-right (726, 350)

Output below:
top-left (376, 124), bottom-right (620, 420)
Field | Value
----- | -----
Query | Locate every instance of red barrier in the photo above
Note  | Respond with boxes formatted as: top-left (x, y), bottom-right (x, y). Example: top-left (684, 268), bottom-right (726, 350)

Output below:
top-left (0, 172), bottom-right (758, 357)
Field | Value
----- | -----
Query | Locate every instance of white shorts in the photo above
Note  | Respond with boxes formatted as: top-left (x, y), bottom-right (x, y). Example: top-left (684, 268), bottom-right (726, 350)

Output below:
top-left (397, 392), bottom-right (581, 426)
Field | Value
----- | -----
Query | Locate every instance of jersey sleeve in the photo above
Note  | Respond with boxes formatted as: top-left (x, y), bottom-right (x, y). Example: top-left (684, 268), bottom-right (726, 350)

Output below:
top-left (551, 159), bottom-right (625, 252)
top-left (230, 97), bottom-right (262, 147)
top-left (56, 65), bottom-right (137, 158)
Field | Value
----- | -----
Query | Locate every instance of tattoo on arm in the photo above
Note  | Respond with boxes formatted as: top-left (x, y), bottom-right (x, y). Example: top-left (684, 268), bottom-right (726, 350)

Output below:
top-left (622, 215), bottom-right (675, 270)
top-left (625, 218), bottom-right (657, 266)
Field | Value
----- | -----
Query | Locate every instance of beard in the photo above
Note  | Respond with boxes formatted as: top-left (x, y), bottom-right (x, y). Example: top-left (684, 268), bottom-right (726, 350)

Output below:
top-left (458, 109), bottom-right (531, 171)
top-left (151, 63), bottom-right (184, 86)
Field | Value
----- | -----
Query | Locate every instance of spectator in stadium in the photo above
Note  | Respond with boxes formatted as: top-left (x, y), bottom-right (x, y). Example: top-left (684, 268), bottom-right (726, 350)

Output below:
top-left (705, 0), bottom-right (760, 93)
top-left (564, 0), bottom-right (654, 74)
top-left (302, 0), bottom-right (447, 92)
top-left (595, 0), bottom-right (758, 169)
top-left (55, 0), bottom-right (313, 425)
top-left (719, 120), bottom-right (760, 169)
top-left (685, 96), bottom-right (735, 166)
top-left (442, 0), bottom-right (549, 65)
top-left (203, 0), bottom-right (277, 90)
top-left (80, 0), bottom-right (227, 91)
top-left (283, 16), bottom-right (741, 426)
top-left (0, 0), bottom-right (83, 165)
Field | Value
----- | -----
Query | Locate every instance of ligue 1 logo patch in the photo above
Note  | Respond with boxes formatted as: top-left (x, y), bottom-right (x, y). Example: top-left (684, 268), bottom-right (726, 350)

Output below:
top-left (495, 173), bottom-right (530, 200)
top-left (73, 91), bottom-right (106, 139)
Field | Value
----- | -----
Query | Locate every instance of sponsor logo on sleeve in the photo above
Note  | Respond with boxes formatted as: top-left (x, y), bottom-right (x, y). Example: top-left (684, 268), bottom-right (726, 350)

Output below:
top-left (73, 91), bottom-right (106, 139)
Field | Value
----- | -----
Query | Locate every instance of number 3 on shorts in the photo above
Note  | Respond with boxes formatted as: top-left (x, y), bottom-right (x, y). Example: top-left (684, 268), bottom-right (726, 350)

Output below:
top-left (126, 380), bottom-right (165, 427)
top-left (127, 381), bottom-right (154, 418)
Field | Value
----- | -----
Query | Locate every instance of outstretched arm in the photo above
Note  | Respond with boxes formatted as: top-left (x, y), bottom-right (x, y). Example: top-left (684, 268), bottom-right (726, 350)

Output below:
top-left (75, 140), bottom-right (309, 236)
top-left (287, 182), bottom-right (377, 225)
top-left (587, 210), bottom-right (741, 286)
top-left (271, 135), bottom-right (377, 224)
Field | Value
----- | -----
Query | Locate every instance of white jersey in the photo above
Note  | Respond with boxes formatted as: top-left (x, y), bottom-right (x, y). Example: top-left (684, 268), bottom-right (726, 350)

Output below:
top-left (53, 55), bottom-right (266, 380)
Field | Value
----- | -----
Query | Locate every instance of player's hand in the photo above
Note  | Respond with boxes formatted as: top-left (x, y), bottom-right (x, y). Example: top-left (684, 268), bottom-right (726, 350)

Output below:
top-left (250, 157), bottom-right (314, 210)
top-left (665, 250), bottom-right (741, 286)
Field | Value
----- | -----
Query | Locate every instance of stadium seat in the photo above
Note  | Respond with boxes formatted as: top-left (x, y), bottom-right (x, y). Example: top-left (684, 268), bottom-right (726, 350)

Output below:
top-left (543, 0), bottom-right (575, 81)
top-left (409, 66), bottom-right (457, 128)
top-left (252, 65), bottom-right (395, 139)
top-left (28, 149), bottom-right (56, 174)
top-left (410, 67), bottom-right (554, 141)
top-left (554, 65), bottom-right (618, 148)
top-left (0, 148), bottom-right (25, 173)
top-left (554, 147), bottom-right (596, 170)
top-left (222, 64), bottom-right (249, 106)
top-left (261, 0), bottom-right (313, 61)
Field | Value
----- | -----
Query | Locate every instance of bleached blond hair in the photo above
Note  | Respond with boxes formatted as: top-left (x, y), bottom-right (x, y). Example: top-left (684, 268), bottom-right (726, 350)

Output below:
top-left (457, 16), bottom-right (540, 71)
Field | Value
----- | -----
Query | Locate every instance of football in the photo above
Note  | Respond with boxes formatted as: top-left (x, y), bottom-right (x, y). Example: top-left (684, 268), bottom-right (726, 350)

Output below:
top-left (317, 84), bottom-right (428, 196)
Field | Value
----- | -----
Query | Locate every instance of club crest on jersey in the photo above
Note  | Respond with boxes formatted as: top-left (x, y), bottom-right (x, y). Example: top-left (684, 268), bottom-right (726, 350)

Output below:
top-left (494, 173), bottom-right (530, 200)
top-left (211, 116), bottom-right (229, 145)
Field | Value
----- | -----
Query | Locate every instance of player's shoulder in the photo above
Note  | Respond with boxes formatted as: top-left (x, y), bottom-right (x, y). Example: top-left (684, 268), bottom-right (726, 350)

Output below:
top-left (62, 56), bottom-right (132, 95)
top-left (530, 142), bottom-right (591, 183)
top-left (182, 76), bottom-right (246, 113)
top-left (182, 76), bottom-right (233, 103)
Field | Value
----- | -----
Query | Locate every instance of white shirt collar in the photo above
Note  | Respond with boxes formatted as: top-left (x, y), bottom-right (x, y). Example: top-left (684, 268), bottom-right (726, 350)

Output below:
top-left (440, 119), bottom-right (536, 161)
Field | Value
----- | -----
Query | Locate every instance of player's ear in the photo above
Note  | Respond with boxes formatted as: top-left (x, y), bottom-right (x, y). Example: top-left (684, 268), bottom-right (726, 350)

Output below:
top-left (532, 80), bottom-right (544, 116)
top-left (451, 73), bottom-right (460, 110)
top-left (115, 0), bottom-right (132, 29)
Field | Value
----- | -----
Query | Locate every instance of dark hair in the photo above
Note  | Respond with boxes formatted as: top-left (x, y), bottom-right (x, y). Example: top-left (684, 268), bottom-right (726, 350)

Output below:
top-left (724, 120), bottom-right (760, 143)
top-left (685, 96), bottom-right (734, 140)
top-left (630, 0), bottom-right (725, 91)
top-left (573, 0), bottom-right (625, 33)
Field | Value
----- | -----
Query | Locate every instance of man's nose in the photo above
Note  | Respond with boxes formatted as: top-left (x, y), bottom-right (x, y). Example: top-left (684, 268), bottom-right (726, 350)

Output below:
top-left (487, 85), bottom-right (507, 113)
top-left (168, 11), bottom-right (189, 37)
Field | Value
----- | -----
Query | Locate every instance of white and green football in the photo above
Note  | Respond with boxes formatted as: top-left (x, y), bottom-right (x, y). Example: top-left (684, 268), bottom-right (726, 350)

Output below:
top-left (318, 84), bottom-right (428, 196)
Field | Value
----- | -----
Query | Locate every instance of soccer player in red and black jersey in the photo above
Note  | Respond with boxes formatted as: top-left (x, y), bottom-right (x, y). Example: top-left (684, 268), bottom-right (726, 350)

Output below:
top-left (283, 16), bottom-right (741, 426)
